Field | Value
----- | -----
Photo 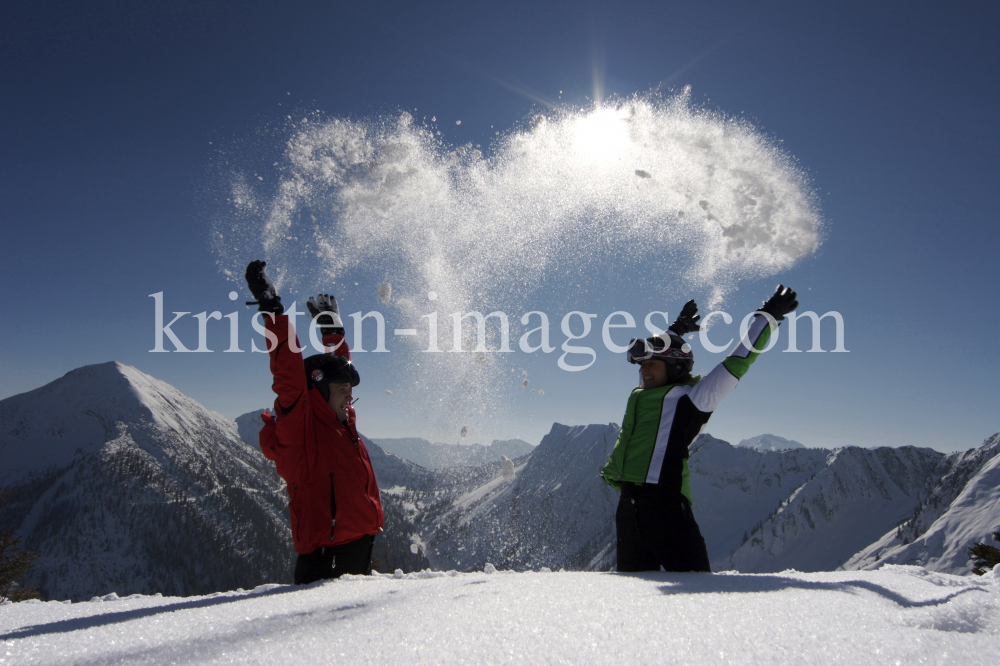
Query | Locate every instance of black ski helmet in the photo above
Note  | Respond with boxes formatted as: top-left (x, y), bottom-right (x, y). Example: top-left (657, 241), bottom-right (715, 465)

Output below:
top-left (626, 332), bottom-right (694, 379)
top-left (303, 354), bottom-right (360, 402)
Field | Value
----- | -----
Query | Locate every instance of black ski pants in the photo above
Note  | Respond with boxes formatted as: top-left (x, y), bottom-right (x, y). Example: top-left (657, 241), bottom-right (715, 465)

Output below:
top-left (294, 534), bottom-right (375, 585)
top-left (616, 482), bottom-right (711, 573)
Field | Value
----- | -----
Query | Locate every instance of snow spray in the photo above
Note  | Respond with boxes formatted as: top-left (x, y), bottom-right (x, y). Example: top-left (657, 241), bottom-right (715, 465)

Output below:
top-left (211, 89), bottom-right (822, 435)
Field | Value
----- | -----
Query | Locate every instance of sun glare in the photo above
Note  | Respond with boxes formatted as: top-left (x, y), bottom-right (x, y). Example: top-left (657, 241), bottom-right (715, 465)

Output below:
top-left (571, 107), bottom-right (630, 162)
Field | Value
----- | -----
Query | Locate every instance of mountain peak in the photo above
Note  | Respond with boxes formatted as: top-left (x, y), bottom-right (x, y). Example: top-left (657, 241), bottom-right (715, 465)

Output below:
top-left (0, 361), bottom-right (232, 484)
top-left (1, 361), bottom-right (293, 600)
top-left (737, 433), bottom-right (806, 452)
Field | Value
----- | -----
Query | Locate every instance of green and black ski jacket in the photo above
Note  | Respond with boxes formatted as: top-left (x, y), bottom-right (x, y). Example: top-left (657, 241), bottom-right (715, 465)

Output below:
top-left (601, 313), bottom-right (776, 503)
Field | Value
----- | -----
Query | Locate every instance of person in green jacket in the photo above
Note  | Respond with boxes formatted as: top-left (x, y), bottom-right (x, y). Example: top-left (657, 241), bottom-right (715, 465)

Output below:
top-left (601, 285), bottom-right (798, 572)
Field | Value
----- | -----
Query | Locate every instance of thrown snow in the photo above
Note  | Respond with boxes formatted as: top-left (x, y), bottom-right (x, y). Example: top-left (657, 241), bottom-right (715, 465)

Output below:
top-left (212, 92), bottom-right (822, 434)
top-left (0, 567), bottom-right (997, 665)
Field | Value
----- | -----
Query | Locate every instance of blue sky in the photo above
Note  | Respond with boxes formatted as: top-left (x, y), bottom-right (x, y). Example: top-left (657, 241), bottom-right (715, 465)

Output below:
top-left (2, 1), bottom-right (998, 453)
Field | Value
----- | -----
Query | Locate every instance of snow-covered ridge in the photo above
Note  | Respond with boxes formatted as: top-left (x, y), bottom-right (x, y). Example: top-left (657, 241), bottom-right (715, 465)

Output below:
top-left (0, 362), bottom-right (294, 601)
top-left (0, 361), bottom-right (242, 485)
top-left (3, 362), bottom-right (998, 603)
top-left (412, 425), bottom-right (1000, 577)
top-left (420, 423), bottom-right (621, 572)
top-left (737, 433), bottom-right (806, 451)
top-left (722, 444), bottom-right (947, 572)
top-left (843, 433), bottom-right (1000, 574)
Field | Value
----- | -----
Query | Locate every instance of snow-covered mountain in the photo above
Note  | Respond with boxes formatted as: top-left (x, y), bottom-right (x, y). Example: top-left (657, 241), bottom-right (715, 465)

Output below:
top-left (689, 436), bottom-right (829, 561)
top-left (737, 433), bottom-right (806, 451)
top-left (420, 423), bottom-right (621, 572)
top-left (721, 445), bottom-right (947, 572)
top-left (370, 437), bottom-right (534, 470)
top-left (0, 362), bottom-right (294, 601)
top-left (4, 362), bottom-right (997, 603)
top-left (408, 424), bottom-right (1000, 577)
top-left (842, 433), bottom-right (1000, 575)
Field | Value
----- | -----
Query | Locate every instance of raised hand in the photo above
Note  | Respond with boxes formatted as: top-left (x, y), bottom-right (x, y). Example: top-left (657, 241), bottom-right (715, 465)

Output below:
top-left (669, 300), bottom-right (700, 336)
top-left (759, 285), bottom-right (798, 321)
top-left (307, 293), bottom-right (345, 335)
top-left (244, 260), bottom-right (284, 314)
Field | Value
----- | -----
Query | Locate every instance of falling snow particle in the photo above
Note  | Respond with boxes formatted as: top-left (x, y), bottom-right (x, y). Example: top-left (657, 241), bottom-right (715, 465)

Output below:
top-left (385, 390), bottom-right (392, 396)
top-left (635, 170), bottom-right (652, 179)
top-left (522, 379), bottom-right (529, 388)
top-left (377, 282), bottom-right (392, 303)
top-left (461, 425), bottom-right (468, 438)
top-left (483, 563), bottom-right (496, 574)
top-left (538, 389), bottom-right (545, 395)
top-left (455, 120), bottom-right (462, 125)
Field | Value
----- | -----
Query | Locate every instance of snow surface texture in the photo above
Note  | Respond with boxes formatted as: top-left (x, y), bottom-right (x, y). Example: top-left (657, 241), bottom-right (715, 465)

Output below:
top-left (1, 567), bottom-right (998, 665)
top-left (211, 91), bottom-right (822, 433)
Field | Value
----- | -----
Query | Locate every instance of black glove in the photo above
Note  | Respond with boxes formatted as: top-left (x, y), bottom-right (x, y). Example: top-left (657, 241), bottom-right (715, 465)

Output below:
top-left (307, 293), bottom-right (345, 336)
top-left (244, 260), bottom-right (284, 315)
top-left (759, 285), bottom-right (798, 321)
top-left (669, 300), bottom-right (700, 336)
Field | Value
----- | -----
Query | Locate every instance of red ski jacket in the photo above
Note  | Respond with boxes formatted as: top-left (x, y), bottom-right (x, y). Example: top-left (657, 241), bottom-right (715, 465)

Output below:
top-left (257, 316), bottom-right (383, 553)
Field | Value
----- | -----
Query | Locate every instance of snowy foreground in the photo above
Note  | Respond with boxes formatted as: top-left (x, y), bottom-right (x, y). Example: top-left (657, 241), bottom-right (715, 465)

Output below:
top-left (2, 567), bottom-right (998, 665)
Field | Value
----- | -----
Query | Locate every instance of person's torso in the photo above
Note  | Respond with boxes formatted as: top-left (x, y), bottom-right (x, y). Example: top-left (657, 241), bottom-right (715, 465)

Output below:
top-left (610, 381), bottom-right (711, 502)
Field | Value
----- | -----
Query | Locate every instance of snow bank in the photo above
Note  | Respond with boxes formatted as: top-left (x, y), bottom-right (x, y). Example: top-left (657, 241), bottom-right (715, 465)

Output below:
top-left (1, 568), bottom-right (996, 665)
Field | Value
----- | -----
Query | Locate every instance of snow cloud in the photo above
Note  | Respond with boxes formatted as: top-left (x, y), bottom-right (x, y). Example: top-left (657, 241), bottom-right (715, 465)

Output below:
top-left (211, 91), bottom-right (822, 432)
top-left (214, 90), bottom-right (820, 309)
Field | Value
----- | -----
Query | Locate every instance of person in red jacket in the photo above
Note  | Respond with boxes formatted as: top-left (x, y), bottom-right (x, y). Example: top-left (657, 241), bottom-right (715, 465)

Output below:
top-left (246, 260), bottom-right (384, 584)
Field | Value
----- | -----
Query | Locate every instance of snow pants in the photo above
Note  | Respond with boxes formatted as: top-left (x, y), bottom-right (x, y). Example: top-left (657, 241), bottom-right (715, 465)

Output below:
top-left (294, 534), bottom-right (375, 585)
top-left (616, 482), bottom-right (711, 573)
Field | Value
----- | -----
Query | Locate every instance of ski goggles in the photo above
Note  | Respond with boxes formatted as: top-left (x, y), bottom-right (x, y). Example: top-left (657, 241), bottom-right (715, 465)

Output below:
top-left (626, 336), bottom-right (691, 364)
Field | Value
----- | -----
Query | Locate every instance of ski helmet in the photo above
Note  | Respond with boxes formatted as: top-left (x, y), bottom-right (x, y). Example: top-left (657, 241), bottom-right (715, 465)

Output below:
top-left (304, 354), bottom-right (360, 402)
top-left (626, 333), bottom-right (694, 378)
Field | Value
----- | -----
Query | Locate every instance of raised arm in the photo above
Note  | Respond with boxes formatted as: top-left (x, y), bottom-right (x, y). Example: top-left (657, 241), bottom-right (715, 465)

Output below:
top-left (688, 285), bottom-right (798, 413)
top-left (245, 260), bottom-right (312, 455)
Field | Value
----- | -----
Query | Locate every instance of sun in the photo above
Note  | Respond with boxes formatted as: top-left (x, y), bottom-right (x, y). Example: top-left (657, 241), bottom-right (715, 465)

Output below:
top-left (571, 107), bottom-right (630, 162)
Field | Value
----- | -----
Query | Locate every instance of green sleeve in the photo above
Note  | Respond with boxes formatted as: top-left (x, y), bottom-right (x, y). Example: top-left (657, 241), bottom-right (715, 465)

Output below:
top-left (722, 317), bottom-right (775, 379)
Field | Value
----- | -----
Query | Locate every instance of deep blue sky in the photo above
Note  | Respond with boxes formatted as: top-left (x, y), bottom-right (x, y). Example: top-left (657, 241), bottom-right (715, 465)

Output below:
top-left (2, 1), bottom-right (998, 452)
